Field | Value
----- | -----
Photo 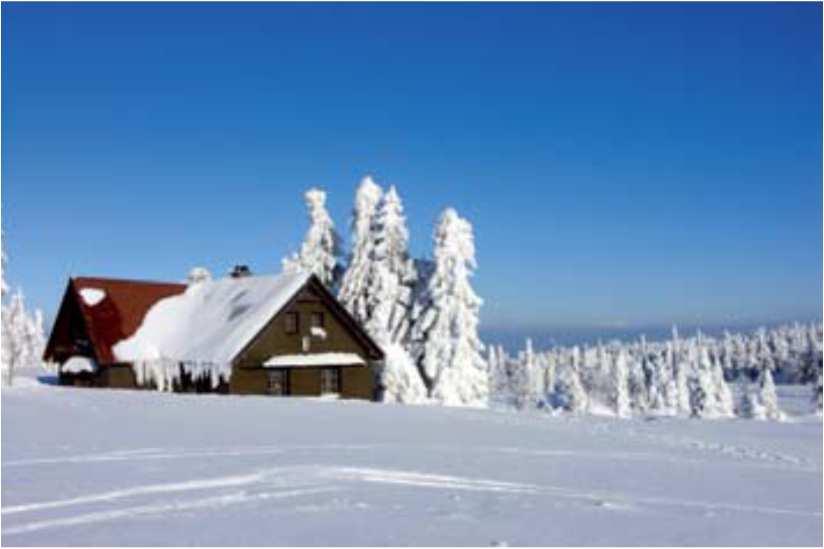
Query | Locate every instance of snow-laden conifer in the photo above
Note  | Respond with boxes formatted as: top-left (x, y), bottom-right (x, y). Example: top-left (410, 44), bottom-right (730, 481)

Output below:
top-left (544, 350), bottom-right (557, 401)
top-left (736, 374), bottom-right (765, 419)
top-left (510, 339), bottom-right (538, 409)
top-left (689, 343), bottom-right (719, 418)
top-left (712, 354), bottom-right (735, 417)
top-left (556, 347), bottom-right (589, 413)
top-left (2, 290), bottom-right (45, 385)
top-left (282, 188), bottom-right (342, 288)
top-left (338, 176), bottom-right (383, 322)
top-left (627, 354), bottom-right (648, 413)
top-left (611, 348), bottom-right (631, 417)
top-left (1, 240), bottom-right (47, 385)
top-left (365, 186), bottom-right (418, 344)
top-left (409, 208), bottom-right (488, 406)
top-left (758, 367), bottom-right (784, 421)
top-left (670, 334), bottom-right (692, 415)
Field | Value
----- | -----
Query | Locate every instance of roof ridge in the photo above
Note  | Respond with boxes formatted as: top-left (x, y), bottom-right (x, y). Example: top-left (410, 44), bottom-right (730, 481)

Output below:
top-left (72, 276), bottom-right (186, 287)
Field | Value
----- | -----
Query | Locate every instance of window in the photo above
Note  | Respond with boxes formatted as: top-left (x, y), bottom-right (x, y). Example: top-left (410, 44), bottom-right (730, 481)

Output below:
top-left (266, 370), bottom-right (287, 395)
top-left (311, 312), bottom-right (324, 328)
top-left (320, 368), bottom-right (340, 394)
top-left (284, 312), bottom-right (298, 334)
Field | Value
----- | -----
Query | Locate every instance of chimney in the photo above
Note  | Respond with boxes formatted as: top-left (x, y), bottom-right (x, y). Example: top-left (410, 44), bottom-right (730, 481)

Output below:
top-left (230, 265), bottom-right (252, 278)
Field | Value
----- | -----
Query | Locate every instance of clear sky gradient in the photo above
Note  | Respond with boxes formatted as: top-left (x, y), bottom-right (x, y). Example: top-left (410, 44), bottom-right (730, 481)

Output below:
top-left (2, 3), bottom-right (821, 336)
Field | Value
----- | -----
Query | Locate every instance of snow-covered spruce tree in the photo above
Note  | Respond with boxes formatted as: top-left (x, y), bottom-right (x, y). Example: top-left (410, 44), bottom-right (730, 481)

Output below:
top-left (758, 367), bottom-right (785, 421)
top-left (338, 176), bottom-right (383, 323)
top-left (670, 331), bottom-right (692, 415)
top-left (640, 335), bottom-right (663, 412)
top-left (736, 375), bottom-right (765, 419)
top-left (2, 290), bottom-right (43, 386)
top-left (1, 239), bottom-right (47, 385)
top-left (754, 327), bottom-right (775, 375)
top-left (556, 347), bottom-right (589, 413)
top-left (282, 188), bottom-right (343, 288)
top-left (2, 291), bottom-right (27, 385)
top-left (510, 338), bottom-right (539, 410)
top-left (627, 353), bottom-right (648, 414)
top-left (543, 350), bottom-right (558, 402)
top-left (409, 208), bottom-right (488, 406)
top-left (813, 362), bottom-right (823, 415)
top-left (697, 344), bottom-right (721, 417)
top-left (365, 186), bottom-right (418, 345)
top-left (611, 348), bottom-right (631, 418)
top-left (488, 344), bottom-right (506, 405)
top-left (489, 344), bottom-right (521, 408)
top-left (711, 352), bottom-right (735, 417)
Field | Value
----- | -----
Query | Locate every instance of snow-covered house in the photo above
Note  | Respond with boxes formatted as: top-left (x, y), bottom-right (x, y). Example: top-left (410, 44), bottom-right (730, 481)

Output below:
top-left (43, 271), bottom-right (384, 399)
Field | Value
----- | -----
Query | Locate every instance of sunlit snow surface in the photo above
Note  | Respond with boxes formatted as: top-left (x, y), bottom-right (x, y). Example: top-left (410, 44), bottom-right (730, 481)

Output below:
top-left (2, 373), bottom-right (821, 546)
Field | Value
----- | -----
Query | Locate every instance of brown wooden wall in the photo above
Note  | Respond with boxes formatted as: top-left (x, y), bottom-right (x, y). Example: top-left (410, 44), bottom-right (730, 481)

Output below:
top-left (59, 364), bottom-right (137, 389)
top-left (103, 364), bottom-right (138, 389)
top-left (231, 284), bottom-right (377, 399)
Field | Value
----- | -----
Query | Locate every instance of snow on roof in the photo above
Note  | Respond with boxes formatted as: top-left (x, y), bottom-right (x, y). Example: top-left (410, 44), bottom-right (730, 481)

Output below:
top-left (262, 352), bottom-right (366, 368)
top-left (61, 356), bottom-right (97, 374)
top-left (113, 271), bottom-right (311, 365)
top-left (79, 288), bottom-right (106, 307)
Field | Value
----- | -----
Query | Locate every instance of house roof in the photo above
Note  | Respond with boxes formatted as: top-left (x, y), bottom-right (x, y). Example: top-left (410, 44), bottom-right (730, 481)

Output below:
top-left (47, 271), bottom-right (384, 367)
top-left (57, 277), bottom-right (187, 364)
top-left (114, 271), bottom-right (313, 365)
top-left (113, 271), bottom-right (387, 365)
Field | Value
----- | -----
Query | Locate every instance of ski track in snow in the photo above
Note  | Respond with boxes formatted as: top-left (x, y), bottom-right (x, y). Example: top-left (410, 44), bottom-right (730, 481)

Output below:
top-left (1, 444), bottom-right (377, 468)
top-left (5, 436), bottom-right (816, 473)
top-left (4, 462), bottom-right (820, 537)
top-left (2, 487), bottom-right (338, 536)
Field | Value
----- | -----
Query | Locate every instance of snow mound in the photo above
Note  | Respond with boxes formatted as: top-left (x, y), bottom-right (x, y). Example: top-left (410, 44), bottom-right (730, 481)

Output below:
top-left (263, 353), bottom-right (365, 368)
top-left (79, 288), bottom-right (106, 306)
top-left (113, 272), bottom-right (311, 365)
top-left (61, 356), bottom-right (97, 374)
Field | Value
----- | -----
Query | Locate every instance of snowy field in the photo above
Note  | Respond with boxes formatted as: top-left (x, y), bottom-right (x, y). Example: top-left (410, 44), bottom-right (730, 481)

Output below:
top-left (2, 373), bottom-right (821, 546)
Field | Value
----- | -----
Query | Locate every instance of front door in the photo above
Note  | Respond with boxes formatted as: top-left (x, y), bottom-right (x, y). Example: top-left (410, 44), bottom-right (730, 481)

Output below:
top-left (266, 369), bottom-right (288, 396)
top-left (320, 367), bottom-right (340, 395)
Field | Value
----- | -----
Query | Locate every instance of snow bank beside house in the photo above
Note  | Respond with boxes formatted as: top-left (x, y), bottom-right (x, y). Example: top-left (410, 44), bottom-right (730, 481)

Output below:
top-left (113, 272), bottom-right (310, 365)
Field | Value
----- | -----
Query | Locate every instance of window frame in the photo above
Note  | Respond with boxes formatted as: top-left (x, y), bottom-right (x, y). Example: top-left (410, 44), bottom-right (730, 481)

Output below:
top-left (311, 312), bottom-right (325, 328)
top-left (284, 312), bottom-right (299, 334)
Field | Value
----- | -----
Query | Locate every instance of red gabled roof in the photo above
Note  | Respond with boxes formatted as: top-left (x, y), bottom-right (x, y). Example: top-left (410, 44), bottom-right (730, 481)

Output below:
top-left (66, 277), bottom-right (186, 364)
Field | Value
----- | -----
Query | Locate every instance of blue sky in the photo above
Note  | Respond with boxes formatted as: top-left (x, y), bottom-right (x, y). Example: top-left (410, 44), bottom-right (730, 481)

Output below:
top-left (2, 3), bottom-right (821, 336)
